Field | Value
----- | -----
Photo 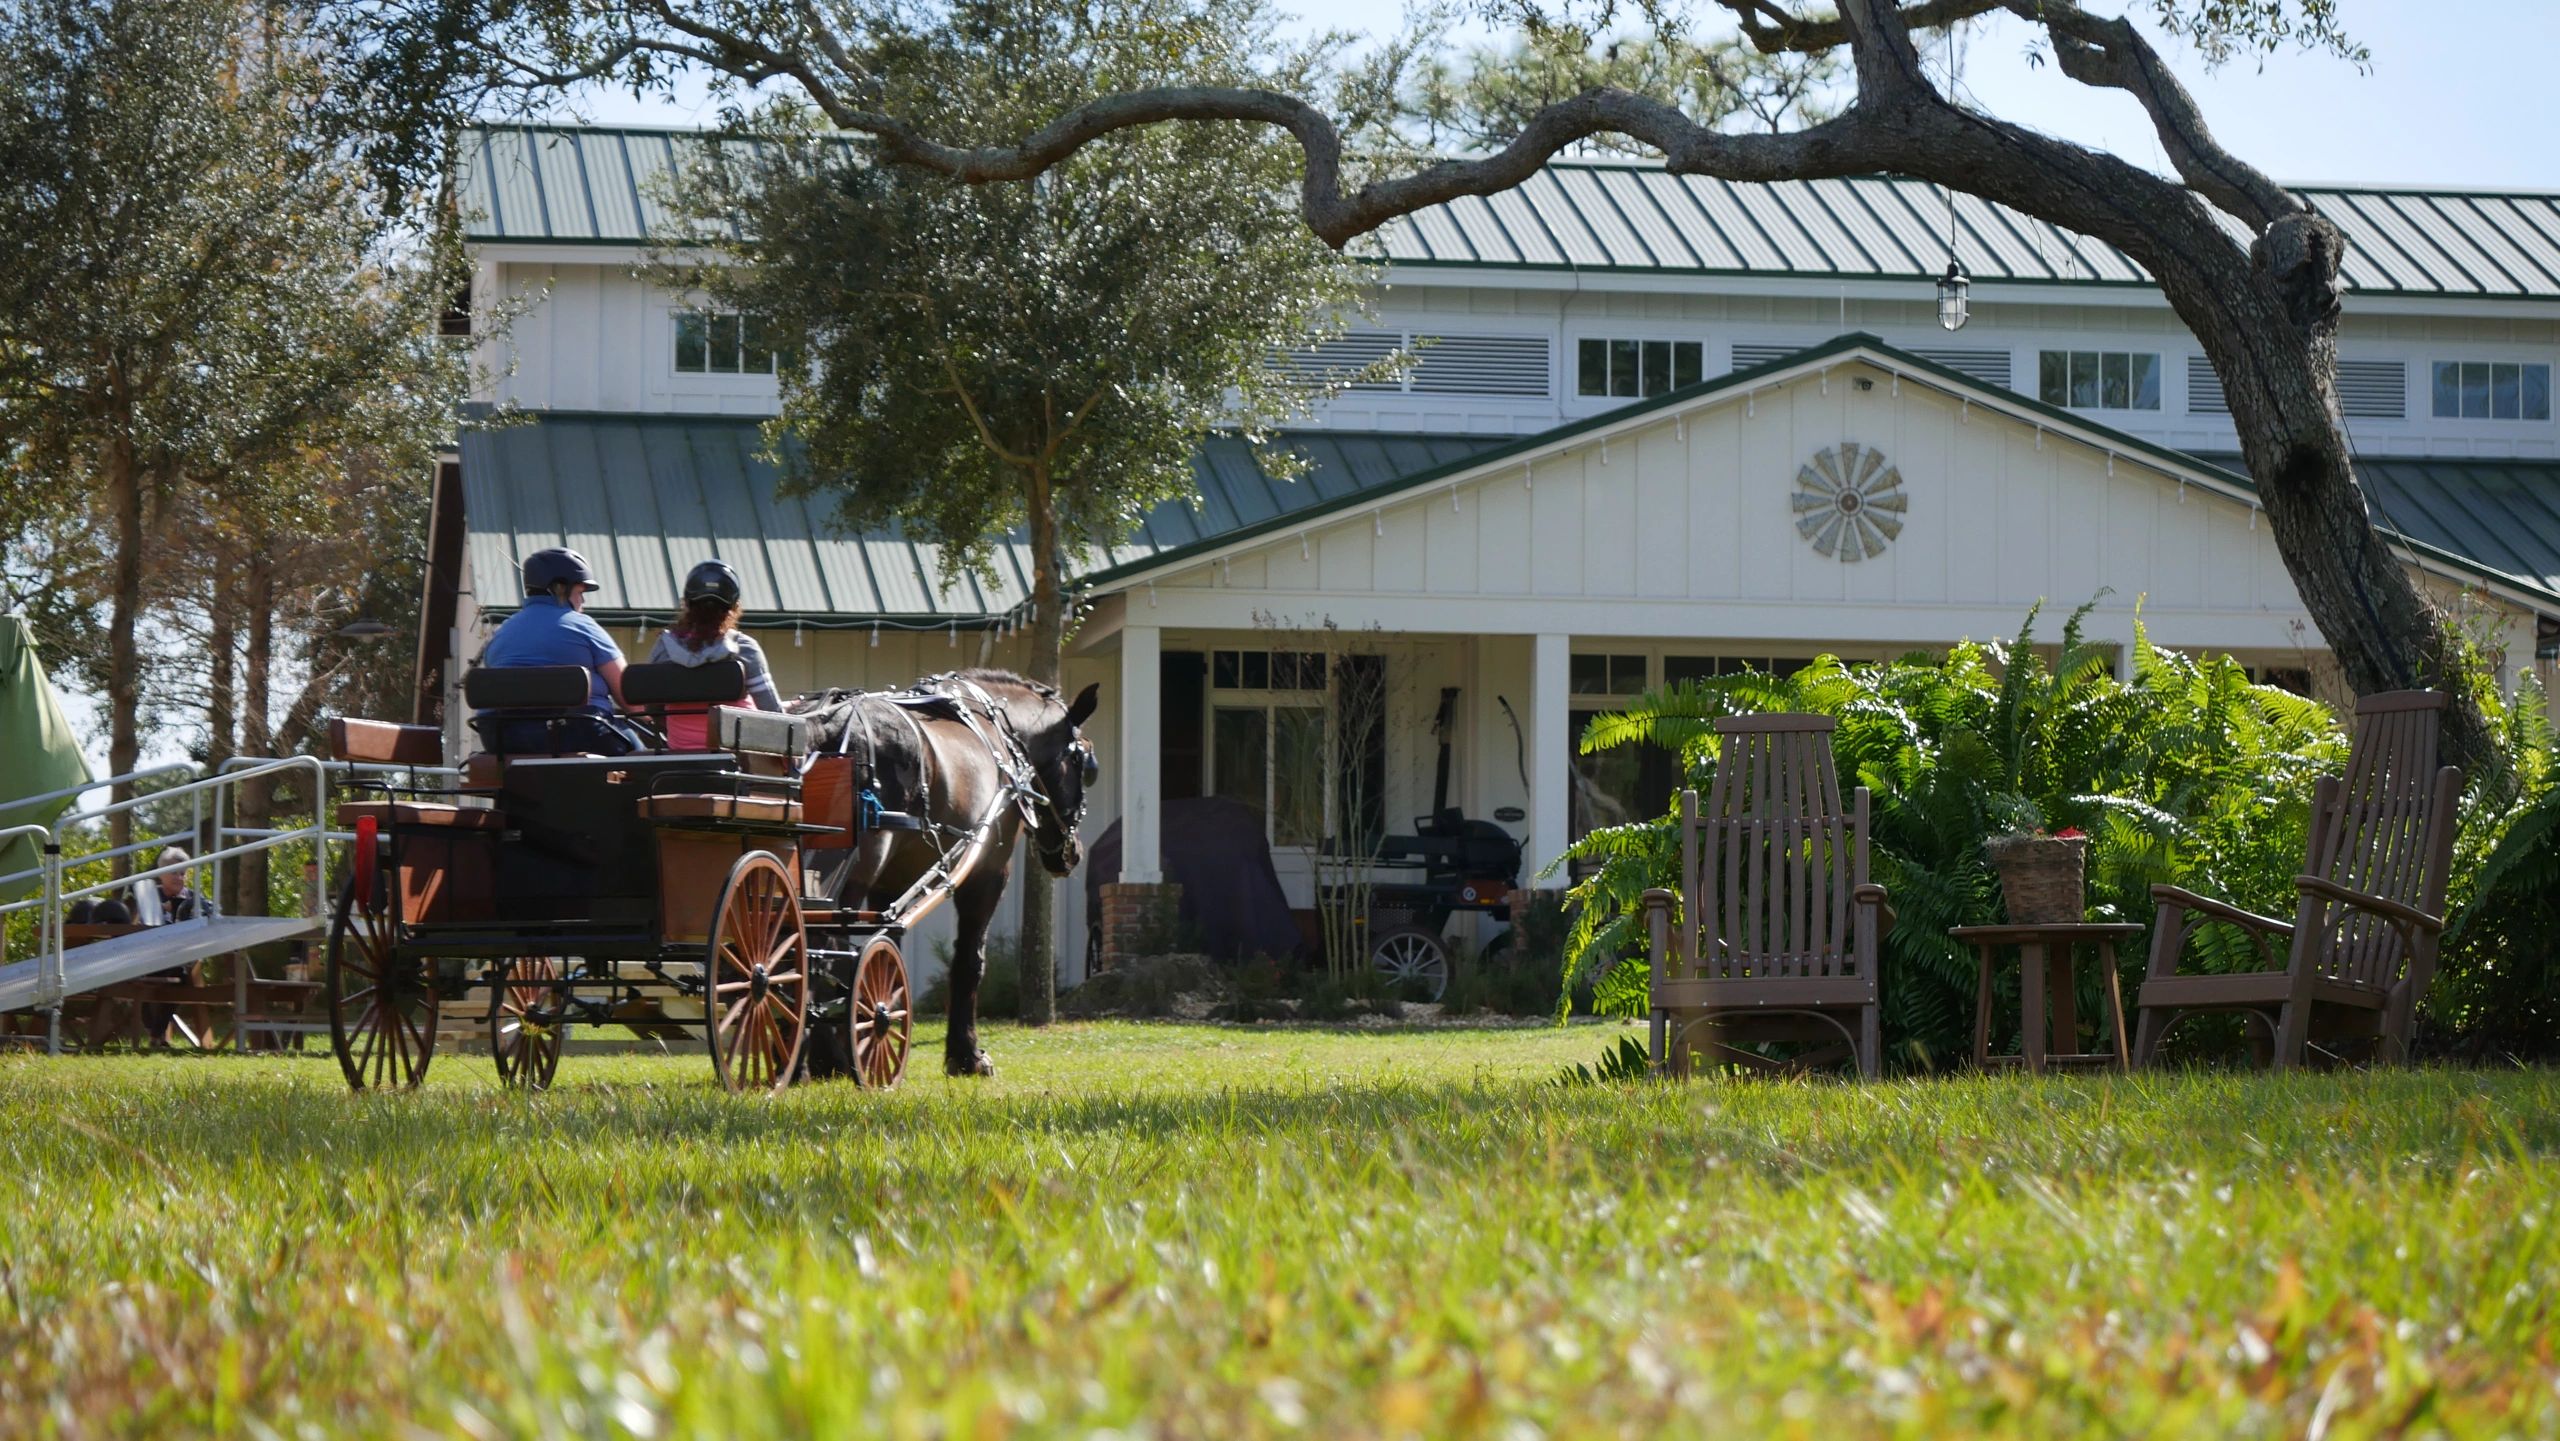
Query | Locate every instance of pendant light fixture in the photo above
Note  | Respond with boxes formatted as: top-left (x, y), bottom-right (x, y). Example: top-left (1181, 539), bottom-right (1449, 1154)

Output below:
top-left (1937, 184), bottom-right (1970, 332)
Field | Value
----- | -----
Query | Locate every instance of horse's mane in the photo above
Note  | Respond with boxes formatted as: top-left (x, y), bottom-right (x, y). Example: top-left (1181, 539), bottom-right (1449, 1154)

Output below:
top-left (949, 668), bottom-right (1058, 700)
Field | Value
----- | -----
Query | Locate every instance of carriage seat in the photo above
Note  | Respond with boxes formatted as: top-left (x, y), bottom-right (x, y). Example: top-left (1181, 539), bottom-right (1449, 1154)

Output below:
top-left (335, 800), bottom-right (505, 831)
top-left (635, 793), bottom-right (805, 825)
top-left (329, 717), bottom-right (445, 768)
top-left (623, 659), bottom-right (747, 751)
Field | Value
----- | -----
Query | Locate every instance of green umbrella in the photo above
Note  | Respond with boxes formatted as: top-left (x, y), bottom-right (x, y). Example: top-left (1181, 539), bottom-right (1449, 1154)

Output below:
top-left (0, 614), bottom-right (93, 902)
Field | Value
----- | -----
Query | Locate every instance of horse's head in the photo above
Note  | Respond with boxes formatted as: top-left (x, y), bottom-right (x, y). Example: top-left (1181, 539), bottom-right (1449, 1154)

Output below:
top-left (1021, 681), bottom-right (1102, 877)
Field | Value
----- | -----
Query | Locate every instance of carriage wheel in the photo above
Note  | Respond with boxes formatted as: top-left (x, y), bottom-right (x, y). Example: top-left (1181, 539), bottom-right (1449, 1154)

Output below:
top-left (848, 936), bottom-right (913, 1089)
top-left (489, 956), bottom-right (569, 1091)
top-left (705, 852), bottom-right (810, 1094)
top-left (325, 872), bottom-right (439, 1091)
top-left (1370, 926), bottom-right (1451, 1002)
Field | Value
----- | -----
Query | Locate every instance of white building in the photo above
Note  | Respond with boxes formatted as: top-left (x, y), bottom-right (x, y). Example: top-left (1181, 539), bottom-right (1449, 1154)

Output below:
top-left (428, 124), bottom-right (2560, 982)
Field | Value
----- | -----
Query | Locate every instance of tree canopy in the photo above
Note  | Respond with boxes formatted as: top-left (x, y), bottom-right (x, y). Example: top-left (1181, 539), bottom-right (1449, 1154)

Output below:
top-left (0, 0), bottom-right (468, 856)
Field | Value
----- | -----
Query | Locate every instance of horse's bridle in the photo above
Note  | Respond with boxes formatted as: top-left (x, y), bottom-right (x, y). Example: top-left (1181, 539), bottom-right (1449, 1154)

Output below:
top-left (918, 674), bottom-right (1091, 863)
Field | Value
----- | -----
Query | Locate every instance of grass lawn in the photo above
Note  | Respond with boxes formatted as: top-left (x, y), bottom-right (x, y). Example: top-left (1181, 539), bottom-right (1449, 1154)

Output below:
top-left (3, 1022), bottom-right (2556, 1437)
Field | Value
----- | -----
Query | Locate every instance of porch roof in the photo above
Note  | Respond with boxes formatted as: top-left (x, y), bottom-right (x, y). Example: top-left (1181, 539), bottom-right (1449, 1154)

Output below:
top-left (457, 414), bottom-right (1506, 623)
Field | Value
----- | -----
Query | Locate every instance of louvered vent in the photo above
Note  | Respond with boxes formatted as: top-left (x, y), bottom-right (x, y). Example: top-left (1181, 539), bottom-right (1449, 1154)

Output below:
top-left (1409, 333), bottom-right (1552, 396)
top-left (1271, 330), bottom-right (1404, 391)
top-left (2188, 355), bottom-right (2229, 414)
top-left (2336, 360), bottom-right (2406, 419)
top-left (2191, 356), bottom-right (2406, 419)
top-left (1731, 344), bottom-right (1801, 371)
top-left (1909, 348), bottom-right (2013, 389)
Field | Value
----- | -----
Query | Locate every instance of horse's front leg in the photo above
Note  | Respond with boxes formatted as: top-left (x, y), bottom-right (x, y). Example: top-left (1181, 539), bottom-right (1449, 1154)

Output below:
top-left (943, 863), bottom-right (1009, 1077)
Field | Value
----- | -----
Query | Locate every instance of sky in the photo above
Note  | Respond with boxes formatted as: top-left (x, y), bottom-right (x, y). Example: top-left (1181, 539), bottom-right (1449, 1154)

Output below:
top-left (48, 1), bottom-right (2558, 780)
top-left (565, 0), bottom-right (2560, 190)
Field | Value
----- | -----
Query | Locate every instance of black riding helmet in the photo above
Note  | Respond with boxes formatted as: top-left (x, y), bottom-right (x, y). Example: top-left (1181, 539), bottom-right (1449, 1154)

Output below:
top-left (522, 547), bottom-right (600, 596)
top-left (682, 559), bottom-right (744, 608)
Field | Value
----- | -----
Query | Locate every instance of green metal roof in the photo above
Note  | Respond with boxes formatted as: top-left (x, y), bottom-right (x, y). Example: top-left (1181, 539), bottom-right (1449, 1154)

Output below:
top-left (458, 415), bottom-right (1505, 620)
top-left (2216, 454), bottom-right (2560, 600)
top-left (459, 123), bottom-right (2560, 302)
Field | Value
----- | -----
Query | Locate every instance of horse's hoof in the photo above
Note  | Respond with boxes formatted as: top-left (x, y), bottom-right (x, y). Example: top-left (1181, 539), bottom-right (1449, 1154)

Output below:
top-left (944, 1049), bottom-right (996, 1079)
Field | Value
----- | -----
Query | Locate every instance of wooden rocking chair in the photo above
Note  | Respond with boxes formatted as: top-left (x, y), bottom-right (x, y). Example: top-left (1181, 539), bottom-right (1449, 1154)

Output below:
top-left (2133, 690), bottom-right (2462, 1070)
top-left (1640, 714), bottom-right (1892, 1078)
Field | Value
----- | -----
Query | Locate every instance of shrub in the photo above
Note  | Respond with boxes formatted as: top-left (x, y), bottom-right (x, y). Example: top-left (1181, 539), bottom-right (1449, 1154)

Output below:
top-left (921, 934), bottom-right (1026, 1020)
top-left (1559, 600), bottom-right (2349, 1066)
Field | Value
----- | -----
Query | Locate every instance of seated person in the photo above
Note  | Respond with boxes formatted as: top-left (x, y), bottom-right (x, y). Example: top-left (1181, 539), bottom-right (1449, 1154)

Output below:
top-left (133, 845), bottom-right (215, 927)
top-left (648, 559), bottom-right (783, 749)
top-left (475, 547), bottom-right (644, 756)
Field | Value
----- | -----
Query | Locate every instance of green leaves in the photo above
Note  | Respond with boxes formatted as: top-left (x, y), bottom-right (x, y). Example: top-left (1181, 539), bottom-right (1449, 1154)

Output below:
top-left (1558, 603), bottom-right (2352, 1067)
top-left (657, 0), bottom-right (1370, 616)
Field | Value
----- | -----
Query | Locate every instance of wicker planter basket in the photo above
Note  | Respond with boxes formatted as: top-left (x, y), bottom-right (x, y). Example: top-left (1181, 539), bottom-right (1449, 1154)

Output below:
top-left (1983, 834), bottom-right (2088, 925)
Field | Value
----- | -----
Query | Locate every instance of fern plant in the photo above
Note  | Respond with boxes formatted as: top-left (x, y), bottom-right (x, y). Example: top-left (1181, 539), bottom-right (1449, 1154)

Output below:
top-left (1557, 600), bottom-right (2350, 1066)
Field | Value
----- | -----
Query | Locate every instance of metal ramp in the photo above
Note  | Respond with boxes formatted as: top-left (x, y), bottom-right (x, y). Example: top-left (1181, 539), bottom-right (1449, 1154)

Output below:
top-left (0, 915), bottom-right (321, 1013)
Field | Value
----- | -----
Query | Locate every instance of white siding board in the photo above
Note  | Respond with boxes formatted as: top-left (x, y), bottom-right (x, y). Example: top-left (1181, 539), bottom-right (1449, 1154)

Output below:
top-left (1529, 467), bottom-right (1582, 595)
top-left (1475, 467), bottom-right (1533, 595)
top-left (1318, 522), bottom-right (1373, 593)
top-left (1373, 501), bottom-right (1428, 592)
top-left (1424, 491), bottom-right (1479, 594)
top-left (1634, 427), bottom-right (1689, 599)
top-left (1580, 443), bottom-right (1638, 597)
top-left (2148, 474), bottom-right (2211, 605)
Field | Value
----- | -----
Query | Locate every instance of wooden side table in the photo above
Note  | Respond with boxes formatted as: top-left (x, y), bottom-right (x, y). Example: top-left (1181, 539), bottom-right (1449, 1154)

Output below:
top-left (1950, 923), bottom-right (2145, 1075)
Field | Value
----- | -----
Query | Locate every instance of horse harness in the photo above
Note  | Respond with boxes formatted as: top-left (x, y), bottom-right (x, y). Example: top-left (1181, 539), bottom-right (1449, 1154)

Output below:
top-left (800, 674), bottom-right (1084, 925)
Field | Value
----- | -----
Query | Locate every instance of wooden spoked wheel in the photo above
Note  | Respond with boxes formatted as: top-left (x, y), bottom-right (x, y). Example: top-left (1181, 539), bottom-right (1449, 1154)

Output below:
top-left (848, 935), bottom-right (912, 1089)
top-left (1370, 925), bottom-right (1452, 1002)
top-left (705, 852), bottom-right (810, 1094)
top-left (489, 956), bottom-right (568, 1091)
top-left (325, 871), bottom-right (439, 1091)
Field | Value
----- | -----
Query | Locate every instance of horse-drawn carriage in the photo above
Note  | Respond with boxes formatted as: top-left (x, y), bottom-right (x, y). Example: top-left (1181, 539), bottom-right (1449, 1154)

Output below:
top-left (321, 658), bottom-right (997, 1093)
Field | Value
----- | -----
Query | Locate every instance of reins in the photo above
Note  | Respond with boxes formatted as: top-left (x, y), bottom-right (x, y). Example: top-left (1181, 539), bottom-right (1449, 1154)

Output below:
top-left (798, 673), bottom-right (1084, 927)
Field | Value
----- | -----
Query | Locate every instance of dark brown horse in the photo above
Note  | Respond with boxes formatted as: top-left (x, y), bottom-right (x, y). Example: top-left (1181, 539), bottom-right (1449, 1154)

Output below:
top-left (793, 671), bottom-right (1099, 1076)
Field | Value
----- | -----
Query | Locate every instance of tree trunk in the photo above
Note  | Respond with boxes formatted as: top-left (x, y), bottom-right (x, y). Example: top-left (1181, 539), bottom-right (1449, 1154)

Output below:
top-left (207, 557), bottom-right (239, 912)
top-left (1017, 460), bottom-right (1066, 1027)
top-left (240, 549), bottom-right (277, 918)
top-left (104, 438), bottom-right (143, 879)
top-left (2149, 214), bottom-right (2492, 771)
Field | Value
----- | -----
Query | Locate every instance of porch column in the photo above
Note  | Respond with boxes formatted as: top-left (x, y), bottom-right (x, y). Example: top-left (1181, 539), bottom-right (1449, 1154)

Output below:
top-left (1528, 631), bottom-right (1571, 883)
top-left (1118, 623), bottom-right (1163, 884)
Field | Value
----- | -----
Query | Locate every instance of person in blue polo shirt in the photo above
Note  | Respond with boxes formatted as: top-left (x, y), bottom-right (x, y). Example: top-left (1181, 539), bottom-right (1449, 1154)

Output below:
top-left (476, 547), bottom-right (644, 754)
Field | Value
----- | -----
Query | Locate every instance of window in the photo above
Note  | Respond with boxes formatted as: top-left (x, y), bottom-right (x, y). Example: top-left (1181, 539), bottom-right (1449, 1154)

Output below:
top-left (1212, 649), bottom-right (1326, 691)
top-left (1569, 652), bottom-right (1650, 697)
top-left (2244, 665), bottom-right (2314, 697)
top-left (1577, 338), bottom-right (1703, 399)
top-left (1567, 653), bottom-right (1663, 864)
top-left (1662, 655), bottom-right (1813, 684)
top-left (1208, 649), bottom-right (1343, 846)
top-left (673, 310), bottom-right (777, 375)
top-left (439, 278), bottom-right (473, 339)
top-left (2432, 361), bottom-right (2551, 422)
top-left (2039, 350), bottom-right (2160, 411)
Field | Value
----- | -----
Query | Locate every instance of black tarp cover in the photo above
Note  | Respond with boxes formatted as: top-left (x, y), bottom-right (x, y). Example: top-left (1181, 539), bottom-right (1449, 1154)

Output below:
top-left (1084, 796), bottom-right (1301, 962)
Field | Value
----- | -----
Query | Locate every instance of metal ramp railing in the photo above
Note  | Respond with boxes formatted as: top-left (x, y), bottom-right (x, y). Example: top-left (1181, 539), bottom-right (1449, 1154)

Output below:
top-left (0, 753), bottom-right (450, 1054)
